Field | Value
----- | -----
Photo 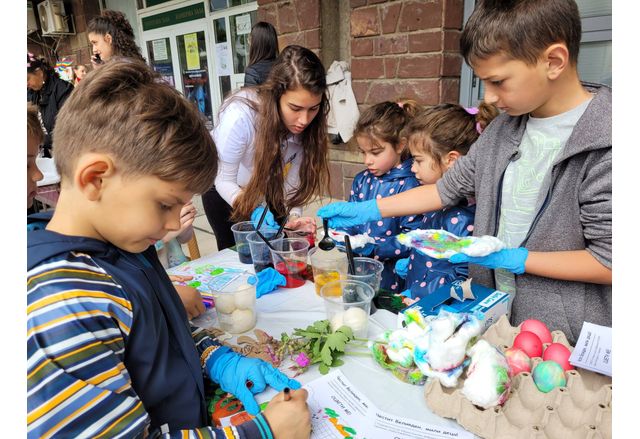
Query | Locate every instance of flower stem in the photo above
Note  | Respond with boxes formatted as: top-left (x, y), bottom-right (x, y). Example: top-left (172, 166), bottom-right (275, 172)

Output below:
top-left (344, 351), bottom-right (372, 357)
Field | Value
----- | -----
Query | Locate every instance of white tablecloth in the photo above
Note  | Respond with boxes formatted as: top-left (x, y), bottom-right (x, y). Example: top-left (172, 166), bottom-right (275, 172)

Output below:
top-left (191, 248), bottom-right (470, 434)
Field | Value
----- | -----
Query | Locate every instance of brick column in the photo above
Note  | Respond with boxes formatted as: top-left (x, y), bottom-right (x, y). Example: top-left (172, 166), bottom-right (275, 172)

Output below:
top-left (350, 0), bottom-right (463, 106)
top-left (257, 0), bottom-right (322, 56)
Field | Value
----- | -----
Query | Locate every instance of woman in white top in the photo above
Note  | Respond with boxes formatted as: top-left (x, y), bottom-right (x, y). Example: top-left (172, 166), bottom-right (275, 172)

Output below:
top-left (202, 45), bottom-right (330, 249)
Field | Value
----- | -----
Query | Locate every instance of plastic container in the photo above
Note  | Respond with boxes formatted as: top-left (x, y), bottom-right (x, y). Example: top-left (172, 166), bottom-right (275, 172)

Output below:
top-left (247, 230), bottom-right (284, 273)
top-left (320, 279), bottom-right (374, 337)
top-left (270, 238), bottom-right (310, 288)
top-left (309, 246), bottom-right (348, 295)
top-left (231, 221), bottom-right (256, 264)
top-left (212, 273), bottom-right (257, 334)
top-left (347, 257), bottom-right (384, 296)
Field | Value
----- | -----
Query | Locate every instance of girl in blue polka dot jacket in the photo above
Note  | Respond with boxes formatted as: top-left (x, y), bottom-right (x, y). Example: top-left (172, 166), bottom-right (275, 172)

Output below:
top-left (395, 102), bottom-right (498, 300)
top-left (336, 100), bottom-right (424, 291)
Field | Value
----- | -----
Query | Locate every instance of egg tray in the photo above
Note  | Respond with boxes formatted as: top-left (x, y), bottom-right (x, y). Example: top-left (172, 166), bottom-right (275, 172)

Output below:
top-left (424, 315), bottom-right (612, 439)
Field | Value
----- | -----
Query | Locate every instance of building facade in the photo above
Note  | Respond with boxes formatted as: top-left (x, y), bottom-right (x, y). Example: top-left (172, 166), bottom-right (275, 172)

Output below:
top-left (27, 0), bottom-right (611, 199)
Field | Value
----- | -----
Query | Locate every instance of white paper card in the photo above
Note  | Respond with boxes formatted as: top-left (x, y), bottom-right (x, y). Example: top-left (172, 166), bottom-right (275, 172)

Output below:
top-left (568, 321), bottom-right (612, 376)
top-left (304, 370), bottom-right (473, 438)
top-left (235, 14), bottom-right (252, 35)
top-left (215, 43), bottom-right (232, 76)
top-left (152, 39), bottom-right (168, 61)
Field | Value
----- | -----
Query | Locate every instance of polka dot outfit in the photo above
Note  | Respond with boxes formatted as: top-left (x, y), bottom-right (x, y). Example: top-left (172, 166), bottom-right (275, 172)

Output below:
top-left (337, 158), bottom-right (423, 290)
top-left (404, 202), bottom-right (477, 300)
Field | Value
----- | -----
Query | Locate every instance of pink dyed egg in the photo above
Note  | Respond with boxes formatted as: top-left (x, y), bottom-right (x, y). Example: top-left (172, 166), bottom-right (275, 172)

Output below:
top-left (512, 331), bottom-right (543, 358)
top-left (542, 343), bottom-right (574, 371)
top-left (521, 319), bottom-right (552, 344)
top-left (504, 347), bottom-right (532, 377)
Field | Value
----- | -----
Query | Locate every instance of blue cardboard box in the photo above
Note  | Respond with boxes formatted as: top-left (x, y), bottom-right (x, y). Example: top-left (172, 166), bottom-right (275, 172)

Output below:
top-left (398, 279), bottom-right (510, 333)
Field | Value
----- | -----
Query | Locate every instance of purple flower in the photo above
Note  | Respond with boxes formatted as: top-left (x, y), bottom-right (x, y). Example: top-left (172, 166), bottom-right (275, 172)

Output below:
top-left (294, 352), bottom-right (310, 367)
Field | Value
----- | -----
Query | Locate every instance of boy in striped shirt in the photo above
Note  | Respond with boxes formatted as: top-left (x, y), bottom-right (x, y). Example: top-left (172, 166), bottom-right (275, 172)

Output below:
top-left (27, 59), bottom-right (310, 438)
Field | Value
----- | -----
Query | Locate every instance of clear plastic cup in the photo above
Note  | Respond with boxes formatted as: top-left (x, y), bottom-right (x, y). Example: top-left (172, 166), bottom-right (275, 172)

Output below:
top-left (231, 221), bottom-right (255, 264)
top-left (212, 273), bottom-right (257, 334)
top-left (347, 257), bottom-right (384, 296)
top-left (320, 279), bottom-right (374, 337)
top-left (247, 230), bottom-right (284, 273)
top-left (285, 228), bottom-right (316, 249)
top-left (270, 238), bottom-right (310, 288)
top-left (309, 247), bottom-right (348, 296)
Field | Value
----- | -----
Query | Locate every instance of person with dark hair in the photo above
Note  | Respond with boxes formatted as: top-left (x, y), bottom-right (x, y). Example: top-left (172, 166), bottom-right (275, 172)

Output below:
top-left (26, 52), bottom-right (74, 158)
top-left (333, 100), bottom-right (424, 292)
top-left (394, 101), bottom-right (499, 300)
top-left (87, 9), bottom-right (144, 68)
top-left (202, 45), bottom-right (329, 250)
top-left (243, 21), bottom-right (279, 87)
top-left (71, 64), bottom-right (88, 86)
top-left (319, 0), bottom-right (611, 345)
top-left (27, 59), bottom-right (310, 438)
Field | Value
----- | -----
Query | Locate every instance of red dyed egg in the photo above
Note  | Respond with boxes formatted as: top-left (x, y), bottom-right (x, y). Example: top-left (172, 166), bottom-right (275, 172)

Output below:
top-left (512, 331), bottom-right (543, 358)
top-left (542, 343), bottom-right (574, 371)
top-left (521, 319), bottom-right (552, 344)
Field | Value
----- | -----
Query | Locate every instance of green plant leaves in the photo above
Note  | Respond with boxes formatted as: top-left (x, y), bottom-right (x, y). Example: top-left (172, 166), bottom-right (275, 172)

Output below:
top-left (280, 319), bottom-right (366, 375)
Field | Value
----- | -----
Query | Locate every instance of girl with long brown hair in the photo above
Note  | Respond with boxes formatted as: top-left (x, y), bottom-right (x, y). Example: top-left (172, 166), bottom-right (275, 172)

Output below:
top-left (202, 45), bottom-right (330, 250)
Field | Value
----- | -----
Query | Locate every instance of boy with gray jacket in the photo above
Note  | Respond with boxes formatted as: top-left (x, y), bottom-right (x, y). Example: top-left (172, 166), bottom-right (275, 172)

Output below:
top-left (317, 0), bottom-right (611, 344)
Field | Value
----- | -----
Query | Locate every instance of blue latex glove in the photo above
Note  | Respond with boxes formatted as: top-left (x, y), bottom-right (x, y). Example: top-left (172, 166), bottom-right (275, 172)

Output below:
top-left (207, 349), bottom-right (301, 415)
top-left (395, 257), bottom-right (410, 278)
top-left (248, 268), bottom-right (286, 298)
top-left (317, 200), bottom-right (382, 229)
top-left (449, 248), bottom-right (529, 275)
top-left (250, 206), bottom-right (278, 230)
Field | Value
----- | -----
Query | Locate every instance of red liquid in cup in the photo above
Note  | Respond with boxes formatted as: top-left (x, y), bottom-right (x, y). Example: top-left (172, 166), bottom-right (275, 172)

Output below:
top-left (275, 261), bottom-right (307, 288)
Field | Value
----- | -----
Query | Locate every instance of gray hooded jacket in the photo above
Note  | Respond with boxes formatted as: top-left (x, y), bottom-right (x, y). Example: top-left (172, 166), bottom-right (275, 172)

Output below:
top-left (436, 83), bottom-right (611, 344)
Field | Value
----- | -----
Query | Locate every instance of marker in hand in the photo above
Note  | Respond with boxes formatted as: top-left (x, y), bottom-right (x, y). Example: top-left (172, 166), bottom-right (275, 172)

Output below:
top-left (283, 387), bottom-right (291, 401)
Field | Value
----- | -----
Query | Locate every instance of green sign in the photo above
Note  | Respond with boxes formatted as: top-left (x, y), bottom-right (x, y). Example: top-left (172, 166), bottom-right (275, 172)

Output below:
top-left (142, 3), bottom-right (206, 31)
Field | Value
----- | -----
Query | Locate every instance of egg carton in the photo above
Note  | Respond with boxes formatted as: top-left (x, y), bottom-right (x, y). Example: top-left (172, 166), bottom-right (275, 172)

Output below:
top-left (424, 315), bottom-right (612, 439)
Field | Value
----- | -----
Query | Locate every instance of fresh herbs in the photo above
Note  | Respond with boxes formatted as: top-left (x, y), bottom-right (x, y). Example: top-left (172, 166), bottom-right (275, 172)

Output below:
top-left (279, 319), bottom-right (370, 375)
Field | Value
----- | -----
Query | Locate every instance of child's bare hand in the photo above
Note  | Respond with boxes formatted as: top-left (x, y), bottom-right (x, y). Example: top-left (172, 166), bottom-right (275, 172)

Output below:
top-left (262, 388), bottom-right (311, 439)
top-left (163, 201), bottom-right (196, 242)
top-left (168, 274), bottom-right (193, 283)
top-left (173, 284), bottom-right (205, 319)
top-left (285, 216), bottom-right (317, 235)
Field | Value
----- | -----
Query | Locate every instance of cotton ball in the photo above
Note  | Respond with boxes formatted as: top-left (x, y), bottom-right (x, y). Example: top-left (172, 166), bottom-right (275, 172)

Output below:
top-left (463, 235), bottom-right (506, 257)
top-left (462, 340), bottom-right (511, 408)
top-left (330, 312), bottom-right (344, 332)
top-left (343, 307), bottom-right (368, 332)
top-left (215, 293), bottom-right (236, 314)
top-left (234, 284), bottom-right (256, 310)
top-left (230, 308), bottom-right (255, 334)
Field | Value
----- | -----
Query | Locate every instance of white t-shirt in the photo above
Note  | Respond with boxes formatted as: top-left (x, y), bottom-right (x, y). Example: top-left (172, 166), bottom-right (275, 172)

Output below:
top-left (495, 98), bottom-right (592, 298)
top-left (212, 89), bottom-right (304, 217)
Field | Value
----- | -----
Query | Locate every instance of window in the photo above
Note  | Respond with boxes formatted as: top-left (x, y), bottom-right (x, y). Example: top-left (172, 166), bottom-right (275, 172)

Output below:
top-left (459, 0), bottom-right (612, 106)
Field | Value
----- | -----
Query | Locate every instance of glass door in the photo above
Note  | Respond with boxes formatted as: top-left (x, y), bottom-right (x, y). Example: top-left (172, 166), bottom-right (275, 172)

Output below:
top-left (141, 19), bottom-right (216, 128)
top-left (146, 37), bottom-right (176, 87)
top-left (176, 30), bottom-right (214, 124)
top-left (209, 2), bottom-right (258, 102)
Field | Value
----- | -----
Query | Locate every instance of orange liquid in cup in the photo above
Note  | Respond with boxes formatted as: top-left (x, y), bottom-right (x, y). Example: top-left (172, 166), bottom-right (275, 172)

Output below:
top-left (314, 271), bottom-right (342, 296)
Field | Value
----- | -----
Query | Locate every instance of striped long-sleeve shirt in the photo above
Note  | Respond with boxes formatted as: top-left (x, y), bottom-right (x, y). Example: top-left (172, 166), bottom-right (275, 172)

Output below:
top-left (27, 245), bottom-right (271, 438)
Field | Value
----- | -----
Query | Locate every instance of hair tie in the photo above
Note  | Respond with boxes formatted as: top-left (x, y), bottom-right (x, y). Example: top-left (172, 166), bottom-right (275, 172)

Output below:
top-left (398, 102), bottom-right (404, 109)
top-left (475, 121), bottom-right (483, 134)
top-left (464, 107), bottom-right (479, 115)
